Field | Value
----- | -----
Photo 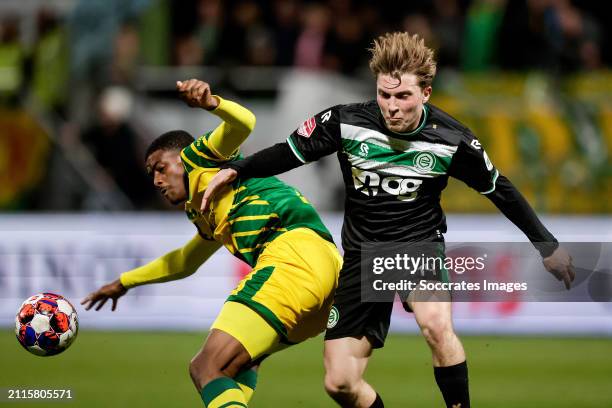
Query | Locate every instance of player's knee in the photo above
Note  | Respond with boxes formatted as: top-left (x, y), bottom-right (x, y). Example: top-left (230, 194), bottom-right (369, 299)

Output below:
top-left (324, 368), bottom-right (359, 398)
top-left (420, 314), bottom-right (454, 349)
top-left (189, 353), bottom-right (220, 390)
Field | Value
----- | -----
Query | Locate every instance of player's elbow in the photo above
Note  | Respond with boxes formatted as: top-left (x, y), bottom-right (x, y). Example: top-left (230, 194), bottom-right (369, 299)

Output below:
top-left (241, 111), bottom-right (256, 133)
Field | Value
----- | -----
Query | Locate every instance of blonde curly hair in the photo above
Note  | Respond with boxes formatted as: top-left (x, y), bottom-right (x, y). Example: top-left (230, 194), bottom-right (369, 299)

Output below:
top-left (369, 32), bottom-right (437, 88)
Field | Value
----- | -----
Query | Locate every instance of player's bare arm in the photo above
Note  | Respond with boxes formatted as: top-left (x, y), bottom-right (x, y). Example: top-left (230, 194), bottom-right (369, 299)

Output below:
top-left (81, 279), bottom-right (127, 312)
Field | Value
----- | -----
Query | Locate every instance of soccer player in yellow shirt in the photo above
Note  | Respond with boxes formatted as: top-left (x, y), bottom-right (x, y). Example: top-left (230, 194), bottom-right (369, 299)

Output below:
top-left (81, 79), bottom-right (342, 408)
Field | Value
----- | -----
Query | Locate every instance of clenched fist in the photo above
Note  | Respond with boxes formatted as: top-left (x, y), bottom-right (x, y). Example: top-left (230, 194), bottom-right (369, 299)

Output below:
top-left (177, 79), bottom-right (219, 110)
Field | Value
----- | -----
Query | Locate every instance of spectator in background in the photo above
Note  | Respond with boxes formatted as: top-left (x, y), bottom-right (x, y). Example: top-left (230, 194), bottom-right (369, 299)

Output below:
top-left (195, 0), bottom-right (224, 64)
top-left (271, 0), bottom-right (299, 66)
top-left (175, 34), bottom-right (205, 66)
top-left (0, 16), bottom-right (24, 103)
top-left (325, 8), bottom-right (368, 75)
top-left (110, 22), bottom-right (141, 83)
top-left (32, 9), bottom-right (69, 115)
top-left (553, 0), bottom-right (602, 71)
top-left (81, 87), bottom-right (159, 209)
top-left (218, 0), bottom-right (275, 66)
top-left (294, 3), bottom-right (332, 70)
top-left (402, 13), bottom-right (437, 51)
top-left (499, 0), bottom-right (602, 72)
top-left (431, 0), bottom-right (464, 69)
top-left (461, 0), bottom-right (506, 72)
top-left (357, 4), bottom-right (386, 40)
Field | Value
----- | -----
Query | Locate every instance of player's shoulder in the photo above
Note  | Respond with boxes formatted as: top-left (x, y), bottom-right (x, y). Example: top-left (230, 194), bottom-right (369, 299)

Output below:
top-left (334, 100), bottom-right (380, 127)
top-left (181, 131), bottom-right (240, 172)
top-left (336, 100), bottom-right (378, 116)
top-left (425, 104), bottom-right (474, 145)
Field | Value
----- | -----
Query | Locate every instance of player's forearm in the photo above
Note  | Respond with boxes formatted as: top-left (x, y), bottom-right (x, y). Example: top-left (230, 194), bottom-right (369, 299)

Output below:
top-left (119, 235), bottom-right (221, 289)
top-left (221, 142), bottom-right (304, 178)
top-left (485, 174), bottom-right (558, 257)
top-left (207, 96), bottom-right (256, 158)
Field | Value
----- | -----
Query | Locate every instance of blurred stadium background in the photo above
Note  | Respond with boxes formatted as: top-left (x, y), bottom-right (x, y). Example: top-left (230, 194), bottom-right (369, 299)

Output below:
top-left (1, 0), bottom-right (611, 406)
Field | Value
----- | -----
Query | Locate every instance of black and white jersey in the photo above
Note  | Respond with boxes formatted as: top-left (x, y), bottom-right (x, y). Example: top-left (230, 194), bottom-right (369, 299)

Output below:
top-left (286, 101), bottom-right (500, 253)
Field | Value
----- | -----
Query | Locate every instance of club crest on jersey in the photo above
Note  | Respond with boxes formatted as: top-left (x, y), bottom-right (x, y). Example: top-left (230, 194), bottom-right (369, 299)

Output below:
top-left (297, 117), bottom-right (317, 138)
top-left (327, 306), bottom-right (339, 329)
top-left (414, 152), bottom-right (436, 173)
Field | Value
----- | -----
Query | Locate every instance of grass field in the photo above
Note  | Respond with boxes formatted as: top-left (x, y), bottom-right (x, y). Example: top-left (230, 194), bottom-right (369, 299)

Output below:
top-left (1, 330), bottom-right (611, 407)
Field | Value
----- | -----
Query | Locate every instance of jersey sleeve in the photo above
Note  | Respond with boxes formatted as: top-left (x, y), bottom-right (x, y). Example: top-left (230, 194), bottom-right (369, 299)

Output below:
top-left (447, 131), bottom-right (499, 194)
top-left (180, 97), bottom-right (256, 172)
top-left (207, 96), bottom-right (256, 158)
top-left (180, 132), bottom-right (227, 172)
top-left (119, 234), bottom-right (222, 289)
top-left (286, 106), bottom-right (341, 163)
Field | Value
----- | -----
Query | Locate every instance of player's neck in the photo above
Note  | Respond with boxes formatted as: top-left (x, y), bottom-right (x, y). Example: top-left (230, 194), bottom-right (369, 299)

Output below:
top-left (388, 105), bottom-right (427, 136)
top-left (407, 108), bottom-right (424, 131)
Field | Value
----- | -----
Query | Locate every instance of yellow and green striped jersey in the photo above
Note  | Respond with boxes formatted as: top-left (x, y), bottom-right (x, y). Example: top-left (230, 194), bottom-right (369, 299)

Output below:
top-left (181, 131), bottom-right (333, 267)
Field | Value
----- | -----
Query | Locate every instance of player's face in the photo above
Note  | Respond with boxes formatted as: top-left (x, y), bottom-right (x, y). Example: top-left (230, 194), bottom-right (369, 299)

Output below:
top-left (376, 73), bottom-right (431, 133)
top-left (145, 149), bottom-right (188, 205)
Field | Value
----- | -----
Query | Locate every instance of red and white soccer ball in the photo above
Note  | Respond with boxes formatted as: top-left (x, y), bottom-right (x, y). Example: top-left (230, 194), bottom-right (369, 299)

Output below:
top-left (15, 293), bottom-right (79, 356)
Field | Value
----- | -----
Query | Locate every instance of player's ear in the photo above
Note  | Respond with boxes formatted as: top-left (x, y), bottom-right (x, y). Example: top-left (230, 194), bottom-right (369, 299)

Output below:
top-left (422, 86), bottom-right (432, 103)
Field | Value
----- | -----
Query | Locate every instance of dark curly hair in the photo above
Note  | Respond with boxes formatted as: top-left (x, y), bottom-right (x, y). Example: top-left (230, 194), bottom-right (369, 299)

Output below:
top-left (145, 130), bottom-right (194, 161)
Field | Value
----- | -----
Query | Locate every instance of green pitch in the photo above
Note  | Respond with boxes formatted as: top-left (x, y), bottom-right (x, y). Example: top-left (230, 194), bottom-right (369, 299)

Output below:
top-left (1, 330), bottom-right (611, 407)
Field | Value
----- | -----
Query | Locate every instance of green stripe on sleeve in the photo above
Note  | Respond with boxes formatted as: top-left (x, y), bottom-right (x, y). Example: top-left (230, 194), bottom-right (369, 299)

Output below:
top-left (286, 136), bottom-right (307, 163)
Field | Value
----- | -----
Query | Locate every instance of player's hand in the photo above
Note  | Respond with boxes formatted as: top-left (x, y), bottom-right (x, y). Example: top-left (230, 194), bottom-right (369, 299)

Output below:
top-left (176, 79), bottom-right (219, 110)
top-left (201, 168), bottom-right (238, 213)
top-left (542, 246), bottom-right (576, 290)
top-left (81, 279), bottom-right (128, 312)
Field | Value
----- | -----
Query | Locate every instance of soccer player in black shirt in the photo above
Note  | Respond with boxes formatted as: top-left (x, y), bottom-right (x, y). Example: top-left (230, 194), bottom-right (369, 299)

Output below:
top-left (202, 33), bottom-right (575, 408)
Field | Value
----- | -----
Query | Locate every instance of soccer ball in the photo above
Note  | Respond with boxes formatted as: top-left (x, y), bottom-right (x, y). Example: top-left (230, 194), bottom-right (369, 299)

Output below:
top-left (15, 293), bottom-right (79, 356)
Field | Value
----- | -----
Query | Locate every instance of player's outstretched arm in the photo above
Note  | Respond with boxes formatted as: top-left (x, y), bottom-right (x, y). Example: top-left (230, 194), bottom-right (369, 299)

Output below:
top-left (81, 234), bottom-right (221, 311)
top-left (177, 79), bottom-right (256, 159)
top-left (201, 143), bottom-right (303, 212)
top-left (201, 107), bottom-right (342, 212)
top-left (448, 133), bottom-right (575, 289)
top-left (81, 279), bottom-right (126, 312)
top-left (485, 175), bottom-right (576, 289)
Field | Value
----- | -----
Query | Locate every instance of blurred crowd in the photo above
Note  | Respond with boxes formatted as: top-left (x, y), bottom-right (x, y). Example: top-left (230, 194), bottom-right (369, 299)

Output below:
top-left (168, 0), bottom-right (607, 74)
top-left (0, 0), bottom-right (610, 211)
top-left (2, 0), bottom-right (608, 103)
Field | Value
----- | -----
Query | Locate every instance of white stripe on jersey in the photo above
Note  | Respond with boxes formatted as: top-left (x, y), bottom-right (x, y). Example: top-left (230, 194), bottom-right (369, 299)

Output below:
top-left (346, 153), bottom-right (444, 178)
top-left (340, 123), bottom-right (458, 157)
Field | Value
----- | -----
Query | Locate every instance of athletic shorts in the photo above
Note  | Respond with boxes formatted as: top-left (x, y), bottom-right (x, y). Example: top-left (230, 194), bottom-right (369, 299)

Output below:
top-left (325, 242), bottom-right (448, 349)
top-left (212, 228), bottom-right (342, 360)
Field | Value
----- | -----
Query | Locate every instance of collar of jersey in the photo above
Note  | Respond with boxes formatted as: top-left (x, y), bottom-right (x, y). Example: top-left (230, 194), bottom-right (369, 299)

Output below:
top-left (385, 104), bottom-right (428, 137)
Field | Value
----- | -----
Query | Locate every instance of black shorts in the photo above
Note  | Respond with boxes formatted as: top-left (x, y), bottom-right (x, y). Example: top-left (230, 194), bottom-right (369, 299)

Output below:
top-left (325, 243), bottom-right (447, 348)
top-left (324, 258), bottom-right (398, 348)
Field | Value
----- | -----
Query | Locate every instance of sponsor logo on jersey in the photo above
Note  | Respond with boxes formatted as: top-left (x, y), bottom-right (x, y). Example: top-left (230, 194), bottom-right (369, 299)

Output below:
top-left (321, 110), bottom-right (332, 123)
top-left (359, 143), bottom-right (369, 157)
top-left (351, 168), bottom-right (423, 202)
top-left (297, 117), bottom-right (317, 138)
top-left (414, 151), bottom-right (436, 173)
top-left (470, 139), bottom-right (482, 150)
top-left (327, 306), bottom-right (339, 329)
